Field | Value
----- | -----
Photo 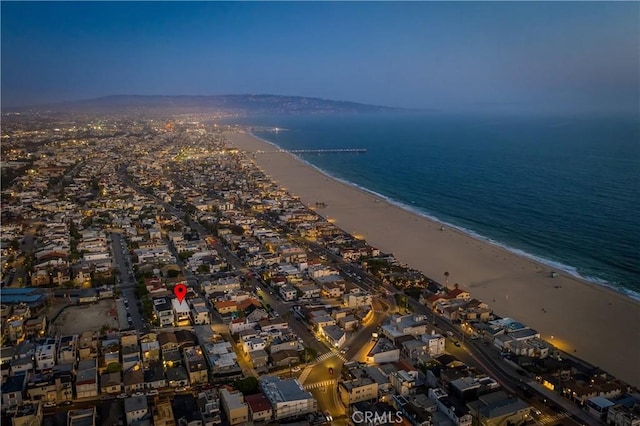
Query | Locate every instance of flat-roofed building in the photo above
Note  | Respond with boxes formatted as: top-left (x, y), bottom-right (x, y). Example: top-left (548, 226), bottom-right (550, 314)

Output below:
top-left (421, 333), bottom-right (446, 356)
top-left (35, 338), bottom-right (57, 371)
top-left (259, 376), bottom-right (317, 420)
top-left (606, 404), bottom-right (640, 426)
top-left (152, 400), bottom-right (176, 426)
top-left (153, 297), bottom-right (174, 327)
top-left (245, 392), bottom-right (273, 422)
top-left (57, 335), bottom-right (77, 366)
top-left (366, 338), bottom-right (400, 364)
top-left (67, 407), bottom-right (97, 426)
top-left (466, 391), bottom-right (530, 426)
top-left (381, 314), bottom-right (429, 342)
top-left (172, 298), bottom-right (191, 326)
top-left (190, 305), bottom-right (211, 325)
top-left (183, 346), bottom-right (208, 384)
top-left (124, 396), bottom-right (148, 425)
top-left (151, 401), bottom-right (176, 426)
top-left (11, 401), bottom-right (43, 426)
top-left (339, 377), bottom-right (378, 406)
top-left (220, 388), bottom-right (249, 425)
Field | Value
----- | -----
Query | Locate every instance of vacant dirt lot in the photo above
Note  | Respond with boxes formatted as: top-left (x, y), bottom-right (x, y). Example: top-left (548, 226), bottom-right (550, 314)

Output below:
top-left (51, 299), bottom-right (119, 335)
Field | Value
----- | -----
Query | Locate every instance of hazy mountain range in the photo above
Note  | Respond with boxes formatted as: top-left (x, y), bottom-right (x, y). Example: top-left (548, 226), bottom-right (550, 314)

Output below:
top-left (8, 94), bottom-right (408, 115)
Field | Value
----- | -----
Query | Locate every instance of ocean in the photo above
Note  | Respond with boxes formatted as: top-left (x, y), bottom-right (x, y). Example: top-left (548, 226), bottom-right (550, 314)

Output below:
top-left (225, 112), bottom-right (640, 300)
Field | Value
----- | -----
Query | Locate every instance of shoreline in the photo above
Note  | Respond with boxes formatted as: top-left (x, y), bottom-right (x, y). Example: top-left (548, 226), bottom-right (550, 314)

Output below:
top-left (248, 132), bottom-right (639, 302)
top-left (226, 130), bottom-right (640, 388)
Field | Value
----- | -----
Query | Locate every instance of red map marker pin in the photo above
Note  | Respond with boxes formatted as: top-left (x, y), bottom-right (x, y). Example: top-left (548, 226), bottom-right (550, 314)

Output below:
top-left (174, 284), bottom-right (187, 304)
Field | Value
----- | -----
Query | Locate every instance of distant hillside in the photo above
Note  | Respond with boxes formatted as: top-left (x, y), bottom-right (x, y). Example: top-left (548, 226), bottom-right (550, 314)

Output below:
top-left (11, 94), bottom-right (406, 115)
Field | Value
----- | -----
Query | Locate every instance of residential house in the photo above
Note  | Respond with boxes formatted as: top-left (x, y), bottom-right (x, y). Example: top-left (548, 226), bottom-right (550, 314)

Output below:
top-left (466, 391), bottom-right (530, 426)
top-left (152, 401), bottom-right (176, 426)
top-left (390, 370), bottom-right (420, 396)
top-left (271, 350), bottom-right (301, 369)
top-left (339, 377), bottom-right (379, 406)
top-left (245, 392), bottom-right (273, 423)
top-left (144, 362), bottom-right (166, 389)
top-left (366, 338), bottom-right (400, 364)
top-left (100, 372), bottom-right (122, 395)
top-left (279, 284), bottom-right (298, 302)
top-left (322, 325), bottom-right (346, 349)
top-left (421, 333), bottom-right (446, 357)
top-left (75, 359), bottom-right (98, 399)
top-left (259, 376), bottom-right (318, 420)
top-left (124, 396), bottom-right (149, 425)
top-left (123, 368), bottom-right (145, 393)
top-left (2, 374), bottom-right (26, 408)
top-left (220, 388), bottom-right (249, 425)
top-left (184, 346), bottom-right (208, 385)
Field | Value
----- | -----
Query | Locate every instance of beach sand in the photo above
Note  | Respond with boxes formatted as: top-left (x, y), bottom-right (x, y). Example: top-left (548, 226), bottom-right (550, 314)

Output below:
top-left (227, 131), bottom-right (640, 387)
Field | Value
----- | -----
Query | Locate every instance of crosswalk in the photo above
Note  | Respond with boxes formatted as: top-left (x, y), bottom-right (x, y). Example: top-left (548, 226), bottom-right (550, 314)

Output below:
top-left (303, 379), bottom-right (337, 390)
top-left (537, 412), bottom-right (569, 425)
top-left (315, 350), bottom-right (347, 364)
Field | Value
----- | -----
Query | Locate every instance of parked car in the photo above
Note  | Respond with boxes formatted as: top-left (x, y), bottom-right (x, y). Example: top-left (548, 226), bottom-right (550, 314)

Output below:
top-left (132, 392), bottom-right (145, 397)
top-left (146, 389), bottom-right (159, 396)
top-left (117, 393), bottom-right (128, 399)
top-left (44, 401), bottom-right (57, 408)
top-left (58, 401), bottom-right (73, 407)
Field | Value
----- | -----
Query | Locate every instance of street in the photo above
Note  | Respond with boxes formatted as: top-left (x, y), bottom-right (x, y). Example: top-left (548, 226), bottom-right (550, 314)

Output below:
top-left (109, 232), bottom-right (146, 332)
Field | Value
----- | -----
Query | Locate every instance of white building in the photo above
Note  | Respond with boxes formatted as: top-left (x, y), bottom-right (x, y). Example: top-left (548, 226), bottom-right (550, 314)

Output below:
top-left (35, 340), bottom-right (56, 371)
top-left (279, 284), bottom-right (298, 302)
top-left (172, 298), bottom-right (191, 326)
top-left (343, 292), bottom-right (373, 308)
top-left (190, 305), bottom-right (211, 325)
top-left (421, 333), bottom-right (446, 356)
top-left (220, 388), bottom-right (249, 425)
top-left (260, 376), bottom-right (317, 420)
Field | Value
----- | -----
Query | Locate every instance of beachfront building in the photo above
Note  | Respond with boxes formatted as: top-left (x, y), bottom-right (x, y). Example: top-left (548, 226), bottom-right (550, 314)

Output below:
top-left (466, 391), bottom-right (531, 426)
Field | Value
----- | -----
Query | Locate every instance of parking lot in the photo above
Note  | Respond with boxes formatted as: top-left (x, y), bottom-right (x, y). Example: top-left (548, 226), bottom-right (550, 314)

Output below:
top-left (50, 299), bottom-right (119, 335)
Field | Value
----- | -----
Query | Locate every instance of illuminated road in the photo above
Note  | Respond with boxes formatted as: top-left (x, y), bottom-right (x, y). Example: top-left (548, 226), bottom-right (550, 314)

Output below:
top-left (299, 297), bottom-right (390, 424)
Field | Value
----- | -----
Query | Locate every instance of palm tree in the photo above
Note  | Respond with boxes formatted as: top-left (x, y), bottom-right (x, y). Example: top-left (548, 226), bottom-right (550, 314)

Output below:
top-left (444, 272), bottom-right (450, 288)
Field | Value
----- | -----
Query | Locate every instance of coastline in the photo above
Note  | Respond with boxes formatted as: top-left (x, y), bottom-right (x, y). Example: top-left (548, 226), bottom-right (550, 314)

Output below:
top-left (226, 130), bottom-right (640, 388)
top-left (249, 131), bottom-right (640, 302)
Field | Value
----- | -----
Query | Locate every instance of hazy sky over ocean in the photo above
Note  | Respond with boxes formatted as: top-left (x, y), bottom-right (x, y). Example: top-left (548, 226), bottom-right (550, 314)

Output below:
top-left (2, 2), bottom-right (638, 114)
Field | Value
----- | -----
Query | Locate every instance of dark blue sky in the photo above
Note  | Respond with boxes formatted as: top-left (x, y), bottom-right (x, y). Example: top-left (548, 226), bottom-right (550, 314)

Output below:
top-left (2, 2), bottom-right (638, 113)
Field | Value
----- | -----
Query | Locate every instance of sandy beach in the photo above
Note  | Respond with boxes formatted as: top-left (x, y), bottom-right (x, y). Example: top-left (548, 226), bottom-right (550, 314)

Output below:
top-left (226, 131), bottom-right (640, 387)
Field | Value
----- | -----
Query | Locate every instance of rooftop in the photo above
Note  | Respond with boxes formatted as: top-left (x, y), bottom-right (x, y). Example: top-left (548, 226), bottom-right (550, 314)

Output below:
top-left (260, 375), bottom-right (314, 404)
